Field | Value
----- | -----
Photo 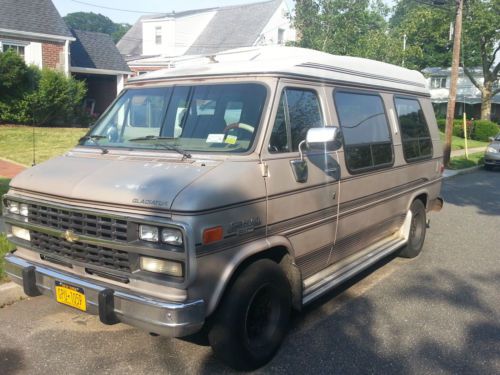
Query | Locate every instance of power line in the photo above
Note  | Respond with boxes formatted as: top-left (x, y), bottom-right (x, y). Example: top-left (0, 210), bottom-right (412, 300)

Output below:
top-left (69, 0), bottom-right (162, 14)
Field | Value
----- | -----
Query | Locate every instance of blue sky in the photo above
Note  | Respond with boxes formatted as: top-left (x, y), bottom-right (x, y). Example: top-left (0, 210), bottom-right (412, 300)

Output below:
top-left (52, 0), bottom-right (296, 24)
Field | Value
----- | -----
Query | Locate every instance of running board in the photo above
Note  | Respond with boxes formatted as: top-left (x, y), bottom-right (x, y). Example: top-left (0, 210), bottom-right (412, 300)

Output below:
top-left (302, 211), bottom-right (412, 305)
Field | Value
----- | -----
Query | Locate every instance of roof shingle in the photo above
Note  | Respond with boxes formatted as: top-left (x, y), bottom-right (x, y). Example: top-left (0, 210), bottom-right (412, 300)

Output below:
top-left (70, 29), bottom-right (130, 73)
top-left (0, 0), bottom-right (72, 39)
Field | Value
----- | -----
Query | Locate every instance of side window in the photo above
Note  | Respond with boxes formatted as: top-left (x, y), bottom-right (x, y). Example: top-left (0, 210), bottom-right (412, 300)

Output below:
top-left (269, 88), bottom-right (323, 153)
top-left (335, 91), bottom-right (393, 172)
top-left (394, 97), bottom-right (433, 161)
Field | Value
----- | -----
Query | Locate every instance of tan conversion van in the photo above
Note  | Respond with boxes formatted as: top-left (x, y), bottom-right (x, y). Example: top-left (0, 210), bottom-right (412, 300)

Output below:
top-left (3, 46), bottom-right (443, 370)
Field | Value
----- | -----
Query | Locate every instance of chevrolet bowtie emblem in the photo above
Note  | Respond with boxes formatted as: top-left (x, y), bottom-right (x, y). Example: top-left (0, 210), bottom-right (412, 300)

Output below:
top-left (63, 230), bottom-right (79, 243)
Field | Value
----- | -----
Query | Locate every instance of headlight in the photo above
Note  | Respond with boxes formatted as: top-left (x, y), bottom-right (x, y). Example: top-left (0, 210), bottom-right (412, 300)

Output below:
top-left (19, 203), bottom-right (29, 216)
top-left (161, 228), bottom-right (183, 246)
top-left (7, 201), bottom-right (19, 215)
top-left (5, 201), bottom-right (28, 217)
top-left (139, 225), bottom-right (159, 242)
top-left (140, 257), bottom-right (183, 277)
top-left (486, 146), bottom-right (498, 153)
top-left (11, 226), bottom-right (30, 241)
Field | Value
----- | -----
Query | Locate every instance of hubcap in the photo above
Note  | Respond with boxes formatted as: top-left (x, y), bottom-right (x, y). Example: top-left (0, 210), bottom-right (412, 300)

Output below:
top-left (244, 284), bottom-right (281, 349)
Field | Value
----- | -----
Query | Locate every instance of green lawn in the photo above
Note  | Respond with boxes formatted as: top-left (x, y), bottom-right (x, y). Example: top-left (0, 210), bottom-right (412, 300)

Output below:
top-left (448, 152), bottom-right (485, 170)
top-left (0, 125), bottom-right (87, 166)
top-left (439, 132), bottom-right (489, 151)
top-left (0, 234), bottom-right (15, 283)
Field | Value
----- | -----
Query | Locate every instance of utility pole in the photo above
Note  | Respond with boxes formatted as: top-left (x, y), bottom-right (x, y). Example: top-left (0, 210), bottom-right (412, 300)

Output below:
top-left (443, 0), bottom-right (464, 167)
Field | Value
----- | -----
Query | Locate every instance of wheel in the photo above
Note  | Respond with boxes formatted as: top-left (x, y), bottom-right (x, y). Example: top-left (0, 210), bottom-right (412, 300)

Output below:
top-left (484, 164), bottom-right (493, 171)
top-left (399, 199), bottom-right (427, 258)
top-left (208, 259), bottom-right (292, 371)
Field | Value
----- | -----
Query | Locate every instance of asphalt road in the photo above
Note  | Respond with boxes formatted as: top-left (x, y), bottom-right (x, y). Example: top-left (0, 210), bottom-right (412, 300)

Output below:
top-left (1, 170), bottom-right (499, 375)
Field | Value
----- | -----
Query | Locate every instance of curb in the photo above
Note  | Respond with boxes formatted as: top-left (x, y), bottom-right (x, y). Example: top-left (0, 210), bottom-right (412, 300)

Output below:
top-left (0, 281), bottom-right (27, 307)
top-left (443, 165), bottom-right (482, 179)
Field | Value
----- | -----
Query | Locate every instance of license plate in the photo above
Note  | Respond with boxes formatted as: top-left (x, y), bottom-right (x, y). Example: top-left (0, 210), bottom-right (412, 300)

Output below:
top-left (55, 281), bottom-right (86, 311)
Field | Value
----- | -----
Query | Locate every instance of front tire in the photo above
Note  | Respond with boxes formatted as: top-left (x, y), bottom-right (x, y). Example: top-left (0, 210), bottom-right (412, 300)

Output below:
top-left (399, 199), bottom-right (427, 258)
top-left (208, 259), bottom-right (292, 371)
top-left (484, 164), bottom-right (493, 171)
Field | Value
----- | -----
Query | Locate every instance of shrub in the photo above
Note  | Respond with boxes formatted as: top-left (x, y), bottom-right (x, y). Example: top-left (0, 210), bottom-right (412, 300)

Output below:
top-left (471, 120), bottom-right (499, 141)
top-left (25, 69), bottom-right (87, 126)
top-left (438, 118), bottom-right (472, 138)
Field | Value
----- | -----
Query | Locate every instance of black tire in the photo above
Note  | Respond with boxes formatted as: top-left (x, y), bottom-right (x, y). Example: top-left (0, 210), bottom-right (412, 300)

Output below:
top-left (484, 164), bottom-right (493, 171)
top-left (208, 259), bottom-right (292, 371)
top-left (399, 199), bottom-right (427, 258)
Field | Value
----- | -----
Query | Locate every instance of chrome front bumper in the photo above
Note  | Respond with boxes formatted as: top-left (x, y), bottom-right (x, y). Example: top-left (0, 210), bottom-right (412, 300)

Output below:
top-left (5, 253), bottom-right (205, 337)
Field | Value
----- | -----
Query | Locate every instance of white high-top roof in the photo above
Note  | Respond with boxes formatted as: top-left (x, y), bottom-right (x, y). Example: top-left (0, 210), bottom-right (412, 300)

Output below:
top-left (129, 46), bottom-right (428, 95)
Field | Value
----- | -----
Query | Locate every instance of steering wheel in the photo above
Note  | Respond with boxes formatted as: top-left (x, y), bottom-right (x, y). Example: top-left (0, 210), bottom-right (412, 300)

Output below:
top-left (224, 122), bottom-right (255, 134)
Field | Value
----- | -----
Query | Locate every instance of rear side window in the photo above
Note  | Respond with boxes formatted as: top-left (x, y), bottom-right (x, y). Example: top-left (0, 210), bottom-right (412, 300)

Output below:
top-left (394, 97), bottom-right (433, 161)
top-left (335, 91), bottom-right (393, 172)
top-left (269, 88), bottom-right (323, 153)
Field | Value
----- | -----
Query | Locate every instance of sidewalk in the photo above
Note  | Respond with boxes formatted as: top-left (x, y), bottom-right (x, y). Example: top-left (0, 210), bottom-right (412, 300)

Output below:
top-left (450, 146), bottom-right (486, 157)
top-left (0, 158), bottom-right (26, 179)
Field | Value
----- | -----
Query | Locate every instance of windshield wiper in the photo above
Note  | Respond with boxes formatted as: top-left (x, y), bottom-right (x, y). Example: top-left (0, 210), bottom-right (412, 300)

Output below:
top-left (79, 135), bottom-right (109, 154)
top-left (128, 136), bottom-right (191, 159)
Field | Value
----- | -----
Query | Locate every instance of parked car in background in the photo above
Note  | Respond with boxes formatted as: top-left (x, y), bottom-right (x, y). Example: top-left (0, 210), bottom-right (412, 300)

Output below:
top-left (484, 134), bottom-right (500, 170)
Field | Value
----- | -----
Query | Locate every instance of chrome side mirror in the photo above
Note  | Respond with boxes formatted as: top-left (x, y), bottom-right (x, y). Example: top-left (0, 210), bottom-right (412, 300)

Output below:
top-left (306, 127), bottom-right (339, 144)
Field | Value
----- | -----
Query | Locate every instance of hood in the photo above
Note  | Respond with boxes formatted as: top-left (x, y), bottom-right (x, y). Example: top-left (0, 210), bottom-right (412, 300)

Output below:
top-left (10, 153), bottom-right (219, 210)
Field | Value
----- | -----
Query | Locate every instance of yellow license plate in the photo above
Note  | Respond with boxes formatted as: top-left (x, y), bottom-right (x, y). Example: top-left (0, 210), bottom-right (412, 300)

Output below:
top-left (55, 281), bottom-right (86, 311)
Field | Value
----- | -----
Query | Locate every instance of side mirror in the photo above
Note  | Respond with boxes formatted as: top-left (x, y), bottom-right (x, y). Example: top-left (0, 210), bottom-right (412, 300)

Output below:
top-left (306, 127), bottom-right (339, 144)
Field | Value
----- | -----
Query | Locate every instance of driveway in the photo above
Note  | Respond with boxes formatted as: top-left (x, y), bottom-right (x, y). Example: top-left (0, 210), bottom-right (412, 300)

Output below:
top-left (1, 170), bottom-right (499, 374)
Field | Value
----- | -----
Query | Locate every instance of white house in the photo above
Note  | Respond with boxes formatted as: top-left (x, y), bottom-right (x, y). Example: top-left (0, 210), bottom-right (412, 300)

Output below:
top-left (422, 67), bottom-right (500, 122)
top-left (117, 0), bottom-right (295, 75)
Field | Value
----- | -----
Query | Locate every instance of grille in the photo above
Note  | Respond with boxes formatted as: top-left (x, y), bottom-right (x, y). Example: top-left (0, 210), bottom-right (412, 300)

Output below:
top-left (28, 203), bottom-right (128, 242)
top-left (31, 231), bottom-right (131, 272)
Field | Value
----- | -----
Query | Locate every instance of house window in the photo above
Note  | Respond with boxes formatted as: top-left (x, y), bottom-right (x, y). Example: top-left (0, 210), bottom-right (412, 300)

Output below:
top-left (2, 43), bottom-right (25, 57)
top-left (335, 91), bottom-right (393, 172)
top-left (155, 27), bottom-right (162, 45)
top-left (278, 29), bottom-right (285, 45)
top-left (430, 77), bottom-right (447, 89)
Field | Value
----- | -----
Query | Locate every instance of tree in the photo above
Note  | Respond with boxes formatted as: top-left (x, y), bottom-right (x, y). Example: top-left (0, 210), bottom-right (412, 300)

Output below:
top-left (292, 0), bottom-right (399, 63)
top-left (390, 0), bottom-right (454, 70)
top-left (63, 12), bottom-right (131, 43)
top-left (462, 0), bottom-right (500, 120)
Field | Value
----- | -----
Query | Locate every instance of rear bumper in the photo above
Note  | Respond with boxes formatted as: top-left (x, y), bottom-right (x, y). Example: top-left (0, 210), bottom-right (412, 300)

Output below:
top-left (5, 253), bottom-right (205, 337)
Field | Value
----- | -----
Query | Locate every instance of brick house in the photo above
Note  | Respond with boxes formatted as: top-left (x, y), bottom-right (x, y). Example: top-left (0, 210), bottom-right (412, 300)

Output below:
top-left (0, 0), bottom-right (130, 116)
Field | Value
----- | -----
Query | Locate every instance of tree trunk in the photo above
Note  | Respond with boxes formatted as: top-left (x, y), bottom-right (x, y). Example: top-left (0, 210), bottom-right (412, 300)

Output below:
top-left (480, 86), bottom-right (492, 121)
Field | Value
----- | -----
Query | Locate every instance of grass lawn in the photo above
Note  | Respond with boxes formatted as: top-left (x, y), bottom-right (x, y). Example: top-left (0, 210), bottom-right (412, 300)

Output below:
top-left (0, 234), bottom-right (15, 283)
top-left (0, 125), bottom-right (87, 166)
top-left (439, 132), bottom-right (489, 150)
top-left (448, 152), bottom-right (485, 170)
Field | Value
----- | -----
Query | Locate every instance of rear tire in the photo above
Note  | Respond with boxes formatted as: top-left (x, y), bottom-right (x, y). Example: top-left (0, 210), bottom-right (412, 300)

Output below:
top-left (208, 259), bottom-right (292, 371)
top-left (399, 199), bottom-right (427, 258)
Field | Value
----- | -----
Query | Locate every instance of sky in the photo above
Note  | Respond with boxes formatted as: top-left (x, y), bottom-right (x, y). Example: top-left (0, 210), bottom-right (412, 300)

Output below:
top-left (53, 0), bottom-right (395, 24)
top-left (52, 0), bottom-right (296, 24)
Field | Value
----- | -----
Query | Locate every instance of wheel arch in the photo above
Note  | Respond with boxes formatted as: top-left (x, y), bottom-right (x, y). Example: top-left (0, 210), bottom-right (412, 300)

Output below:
top-left (206, 236), bottom-right (302, 315)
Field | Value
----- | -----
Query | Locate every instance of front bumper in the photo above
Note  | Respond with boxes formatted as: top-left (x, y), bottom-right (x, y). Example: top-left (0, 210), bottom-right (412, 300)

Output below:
top-left (5, 253), bottom-right (205, 337)
top-left (484, 152), bottom-right (500, 166)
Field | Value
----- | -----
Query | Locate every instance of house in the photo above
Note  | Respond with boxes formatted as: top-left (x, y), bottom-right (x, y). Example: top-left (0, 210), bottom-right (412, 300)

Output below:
top-left (423, 67), bottom-right (500, 122)
top-left (0, 0), bottom-right (130, 116)
top-left (117, 0), bottom-right (295, 75)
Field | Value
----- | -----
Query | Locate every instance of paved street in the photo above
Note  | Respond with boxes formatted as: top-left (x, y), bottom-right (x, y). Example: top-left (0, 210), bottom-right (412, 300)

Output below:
top-left (0, 170), bottom-right (499, 375)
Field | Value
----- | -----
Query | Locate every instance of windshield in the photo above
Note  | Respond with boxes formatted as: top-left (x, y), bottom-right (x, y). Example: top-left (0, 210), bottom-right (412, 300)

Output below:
top-left (82, 83), bottom-right (267, 154)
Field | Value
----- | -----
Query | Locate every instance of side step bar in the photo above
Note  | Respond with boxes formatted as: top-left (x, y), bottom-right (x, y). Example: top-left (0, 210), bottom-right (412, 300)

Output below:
top-left (302, 211), bottom-right (413, 305)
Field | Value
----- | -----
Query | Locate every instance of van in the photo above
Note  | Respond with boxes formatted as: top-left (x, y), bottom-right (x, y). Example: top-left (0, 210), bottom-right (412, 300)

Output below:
top-left (3, 46), bottom-right (443, 370)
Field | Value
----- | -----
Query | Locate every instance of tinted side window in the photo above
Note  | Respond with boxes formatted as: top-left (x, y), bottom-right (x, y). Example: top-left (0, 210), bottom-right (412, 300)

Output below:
top-left (394, 97), bottom-right (433, 161)
top-left (335, 91), bottom-right (393, 172)
top-left (269, 88), bottom-right (323, 153)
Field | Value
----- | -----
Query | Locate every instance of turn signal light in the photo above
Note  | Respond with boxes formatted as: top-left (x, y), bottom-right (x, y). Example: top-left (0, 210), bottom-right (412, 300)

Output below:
top-left (202, 226), bottom-right (223, 245)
